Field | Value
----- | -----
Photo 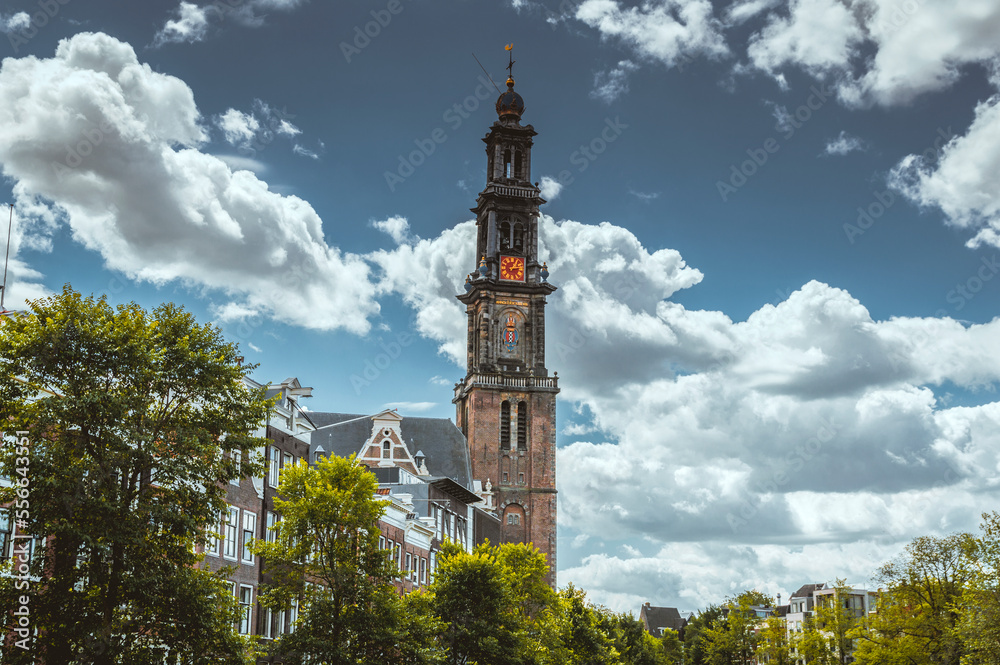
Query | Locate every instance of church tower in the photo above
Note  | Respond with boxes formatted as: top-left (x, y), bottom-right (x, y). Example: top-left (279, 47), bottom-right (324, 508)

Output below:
top-left (454, 49), bottom-right (559, 580)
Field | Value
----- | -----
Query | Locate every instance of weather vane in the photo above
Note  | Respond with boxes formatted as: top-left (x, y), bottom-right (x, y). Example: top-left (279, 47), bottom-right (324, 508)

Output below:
top-left (505, 43), bottom-right (515, 80)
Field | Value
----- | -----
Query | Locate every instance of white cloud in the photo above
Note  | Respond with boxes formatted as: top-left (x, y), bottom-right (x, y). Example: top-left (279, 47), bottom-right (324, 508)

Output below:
top-left (574, 0), bottom-right (729, 68)
top-left (0, 12), bottom-right (30, 34)
top-left (539, 176), bottom-right (563, 201)
top-left (214, 101), bottom-right (302, 157)
top-left (890, 95), bottom-right (1000, 249)
top-left (371, 216), bottom-right (414, 245)
top-left (292, 144), bottom-right (319, 160)
top-left (154, 2), bottom-right (211, 46)
top-left (0, 32), bottom-right (379, 335)
top-left (155, 0), bottom-right (309, 43)
top-left (371, 211), bottom-right (1000, 611)
top-left (746, 0), bottom-right (863, 81)
top-left (823, 130), bottom-right (867, 156)
top-left (590, 59), bottom-right (639, 103)
top-left (628, 188), bottom-right (660, 201)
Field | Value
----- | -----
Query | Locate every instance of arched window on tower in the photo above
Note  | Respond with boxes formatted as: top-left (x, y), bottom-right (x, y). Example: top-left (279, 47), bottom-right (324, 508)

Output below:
top-left (500, 400), bottom-right (511, 450)
top-left (504, 148), bottom-right (512, 178)
top-left (517, 401), bottom-right (528, 450)
top-left (499, 220), bottom-right (511, 251)
top-left (514, 150), bottom-right (522, 179)
top-left (512, 221), bottom-right (524, 253)
top-left (382, 440), bottom-right (391, 458)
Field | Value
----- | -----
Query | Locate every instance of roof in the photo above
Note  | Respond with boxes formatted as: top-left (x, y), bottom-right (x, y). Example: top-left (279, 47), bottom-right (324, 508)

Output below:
top-left (791, 583), bottom-right (826, 599)
top-left (308, 412), bottom-right (473, 490)
top-left (640, 604), bottom-right (686, 637)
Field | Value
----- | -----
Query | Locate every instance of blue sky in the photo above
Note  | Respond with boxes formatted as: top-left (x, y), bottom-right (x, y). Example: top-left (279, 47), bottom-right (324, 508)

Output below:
top-left (2, 0), bottom-right (1000, 611)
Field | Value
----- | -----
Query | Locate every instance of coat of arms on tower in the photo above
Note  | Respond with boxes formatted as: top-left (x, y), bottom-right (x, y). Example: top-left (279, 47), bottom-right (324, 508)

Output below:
top-left (503, 313), bottom-right (519, 351)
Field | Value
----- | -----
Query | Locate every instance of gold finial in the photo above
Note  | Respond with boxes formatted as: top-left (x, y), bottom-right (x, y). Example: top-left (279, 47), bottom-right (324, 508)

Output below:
top-left (505, 43), bottom-right (515, 86)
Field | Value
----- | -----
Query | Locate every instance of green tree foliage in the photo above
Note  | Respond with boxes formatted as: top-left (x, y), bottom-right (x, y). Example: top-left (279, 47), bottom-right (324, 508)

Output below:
top-left (250, 453), bottom-right (405, 664)
top-left (955, 511), bottom-right (1000, 665)
top-left (756, 614), bottom-right (793, 665)
top-left (852, 533), bottom-right (974, 665)
top-left (0, 286), bottom-right (269, 664)
top-left (427, 540), bottom-right (529, 665)
top-left (804, 579), bottom-right (864, 664)
top-left (683, 605), bottom-right (724, 665)
top-left (659, 628), bottom-right (684, 664)
top-left (702, 590), bottom-right (772, 665)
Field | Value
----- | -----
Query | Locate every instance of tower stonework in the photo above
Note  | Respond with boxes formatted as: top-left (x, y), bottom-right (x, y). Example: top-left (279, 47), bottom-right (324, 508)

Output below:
top-left (453, 65), bottom-right (559, 582)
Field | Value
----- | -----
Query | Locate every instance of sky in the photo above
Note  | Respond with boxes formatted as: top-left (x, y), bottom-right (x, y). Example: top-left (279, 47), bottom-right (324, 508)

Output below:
top-left (1, 0), bottom-right (1000, 613)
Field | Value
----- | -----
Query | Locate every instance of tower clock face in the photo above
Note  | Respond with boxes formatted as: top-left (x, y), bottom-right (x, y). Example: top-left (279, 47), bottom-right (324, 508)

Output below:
top-left (500, 255), bottom-right (525, 281)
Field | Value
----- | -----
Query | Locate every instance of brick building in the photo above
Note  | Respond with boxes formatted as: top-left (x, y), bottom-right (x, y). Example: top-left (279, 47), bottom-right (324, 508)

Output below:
top-left (453, 64), bottom-right (560, 583)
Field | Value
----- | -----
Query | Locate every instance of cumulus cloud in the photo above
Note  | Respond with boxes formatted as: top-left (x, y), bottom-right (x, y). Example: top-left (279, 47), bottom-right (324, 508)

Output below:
top-left (214, 100), bottom-right (302, 156)
top-left (0, 12), bottom-right (30, 34)
top-left (889, 95), bottom-right (1000, 249)
top-left (0, 32), bottom-right (378, 334)
top-left (574, 0), bottom-right (729, 68)
top-left (154, 2), bottom-right (211, 46)
top-left (823, 130), bottom-right (868, 156)
top-left (369, 208), bottom-right (1000, 610)
top-left (539, 176), bottom-right (564, 201)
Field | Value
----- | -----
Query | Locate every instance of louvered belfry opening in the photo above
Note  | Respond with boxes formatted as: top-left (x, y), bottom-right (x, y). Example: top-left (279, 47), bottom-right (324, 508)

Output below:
top-left (500, 400), bottom-right (511, 450)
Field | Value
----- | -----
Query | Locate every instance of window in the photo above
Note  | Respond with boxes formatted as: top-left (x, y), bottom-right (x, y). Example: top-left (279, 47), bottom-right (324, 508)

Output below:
top-left (420, 557), bottom-right (427, 585)
top-left (223, 507), bottom-right (239, 559)
top-left (518, 473), bottom-right (525, 485)
top-left (395, 543), bottom-right (402, 569)
top-left (379, 536), bottom-right (386, 551)
top-left (517, 401), bottom-right (528, 450)
top-left (283, 452), bottom-right (293, 477)
top-left (512, 222), bottom-right (524, 252)
top-left (288, 598), bottom-right (298, 634)
top-left (500, 401), bottom-right (511, 450)
top-left (238, 586), bottom-right (253, 634)
top-left (507, 513), bottom-right (520, 525)
top-left (230, 450), bottom-right (242, 486)
top-left (502, 472), bottom-right (509, 484)
top-left (242, 512), bottom-right (256, 564)
top-left (382, 440), bottom-right (391, 458)
top-left (205, 510), bottom-right (222, 557)
top-left (514, 151), bottom-right (522, 179)
top-left (405, 553), bottom-right (411, 577)
top-left (269, 447), bottom-right (280, 488)
top-left (0, 509), bottom-right (11, 561)
top-left (499, 220), bottom-right (511, 250)
top-left (266, 511), bottom-right (279, 544)
top-left (503, 148), bottom-right (512, 177)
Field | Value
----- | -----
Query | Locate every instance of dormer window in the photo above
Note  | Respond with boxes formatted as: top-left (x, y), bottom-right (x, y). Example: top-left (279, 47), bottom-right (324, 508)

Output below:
top-left (382, 440), bottom-right (391, 459)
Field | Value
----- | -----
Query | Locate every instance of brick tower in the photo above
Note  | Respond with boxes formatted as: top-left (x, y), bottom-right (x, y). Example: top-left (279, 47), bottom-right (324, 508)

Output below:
top-left (453, 50), bottom-right (559, 581)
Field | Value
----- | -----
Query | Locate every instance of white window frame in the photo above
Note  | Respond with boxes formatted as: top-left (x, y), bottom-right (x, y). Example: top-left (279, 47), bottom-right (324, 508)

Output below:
top-left (238, 585), bottom-right (253, 634)
top-left (223, 507), bottom-right (239, 560)
top-left (283, 452), bottom-right (293, 479)
top-left (230, 450), bottom-right (242, 486)
top-left (205, 510), bottom-right (222, 557)
top-left (242, 511), bottom-right (257, 564)
top-left (266, 511), bottom-right (279, 544)
top-left (269, 447), bottom-right (280, 488)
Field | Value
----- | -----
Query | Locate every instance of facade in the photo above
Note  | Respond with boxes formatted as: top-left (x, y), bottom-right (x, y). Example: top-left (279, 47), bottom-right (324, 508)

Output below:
top-left (453, 64), bottom-right (559, 580)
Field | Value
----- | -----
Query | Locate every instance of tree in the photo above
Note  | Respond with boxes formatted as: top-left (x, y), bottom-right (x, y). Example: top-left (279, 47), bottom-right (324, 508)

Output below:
top-left (806, 579), bottom-right (864, 664)
top-left (851, 533), bottom-right (974, 665)
top-left (684, 605), bottom-right (724, 665)
top-left (610, 612), bottom-right (671, 665)
top-left (557, 584), bottom-right (619, 665)
top-left (701, 590), bottom-right (772, 665)
top-left (955, 511), bottom-right (1000, 665)
top-left (250, 453), bottom-right (405, 664)
top-left (756, 614), bottom-right (793, 665)
top-left (427, 540), bottom-right (529, 665)
top-left (659, 628), bottom-right (684, 664)
top-left (0, 286), bottom-right (269, 664)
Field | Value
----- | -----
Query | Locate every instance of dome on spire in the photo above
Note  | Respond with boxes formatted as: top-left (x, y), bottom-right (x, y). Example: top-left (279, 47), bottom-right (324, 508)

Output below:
top-left (496, 77), bottom-right (524, 120)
